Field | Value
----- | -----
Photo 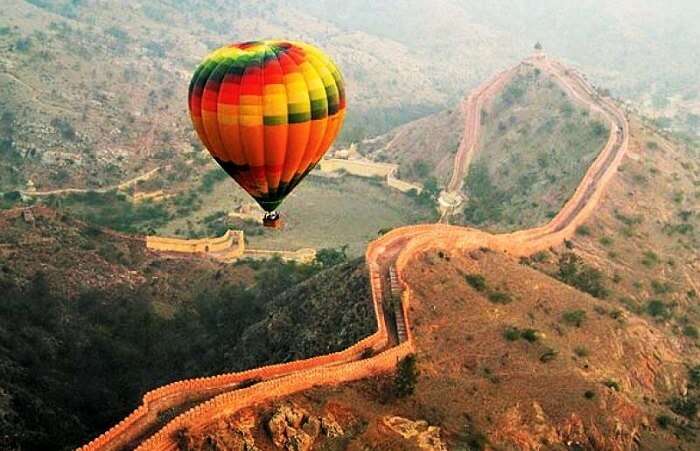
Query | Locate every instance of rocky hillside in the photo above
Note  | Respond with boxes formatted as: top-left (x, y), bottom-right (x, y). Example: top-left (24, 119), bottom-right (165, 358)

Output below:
top-left (181, 246), bottom-right (697, 450)
top-left (0, 0), bottom-right (453, 191)
top-left (359, 106), bottom-right (465, 186)
top-left (172, 114), bottom-right (700, 451)
top-left (527, 115), bottom-right (700, 370)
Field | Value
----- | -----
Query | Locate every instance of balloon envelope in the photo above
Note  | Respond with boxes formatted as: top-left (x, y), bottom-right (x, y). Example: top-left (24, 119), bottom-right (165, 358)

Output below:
top-left (188, 40), bottom-right (346, 212)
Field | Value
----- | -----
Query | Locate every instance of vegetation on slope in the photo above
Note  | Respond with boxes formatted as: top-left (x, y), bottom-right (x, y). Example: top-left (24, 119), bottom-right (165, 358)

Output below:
top-left (0, 210), bottom-right (375, 450)
top-left (190, 247), bottom-right (693, 450)
top-left (224, 258), bottom-right (376, 371)
top-left (359, 106), bottom-right (465, 186)
top-left (527, 118), bottom-right (699, 354)
top-left (459, 65), bottom-right (609, 231)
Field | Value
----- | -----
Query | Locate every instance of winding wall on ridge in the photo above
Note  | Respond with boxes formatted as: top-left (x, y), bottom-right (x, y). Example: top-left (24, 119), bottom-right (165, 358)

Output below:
top-left (80, 55), bottom-right (629, 450)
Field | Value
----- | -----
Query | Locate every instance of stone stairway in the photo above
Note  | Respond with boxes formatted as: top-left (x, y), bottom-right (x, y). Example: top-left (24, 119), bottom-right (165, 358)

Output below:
top-left (389, 267), bottom-right (408, 343)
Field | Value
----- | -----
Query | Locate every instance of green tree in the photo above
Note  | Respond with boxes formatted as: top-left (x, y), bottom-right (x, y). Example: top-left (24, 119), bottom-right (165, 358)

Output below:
top-left (315, 245), bottom-right (348, 268)
top-left (394, 354), bottom-right (419, 397)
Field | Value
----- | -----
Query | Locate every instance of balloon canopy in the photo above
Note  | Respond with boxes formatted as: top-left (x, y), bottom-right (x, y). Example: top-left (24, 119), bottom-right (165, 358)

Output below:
top-left (188, 40), bottom-right (346, 216)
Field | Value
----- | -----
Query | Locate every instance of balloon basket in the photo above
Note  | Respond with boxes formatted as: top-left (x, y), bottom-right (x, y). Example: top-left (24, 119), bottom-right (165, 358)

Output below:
top-left (263, 212), bottom-right (283, 229)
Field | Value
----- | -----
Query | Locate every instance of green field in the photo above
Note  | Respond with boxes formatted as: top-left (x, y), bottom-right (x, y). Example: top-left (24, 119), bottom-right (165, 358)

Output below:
top-left (158, 174), bottom-right (436, 257)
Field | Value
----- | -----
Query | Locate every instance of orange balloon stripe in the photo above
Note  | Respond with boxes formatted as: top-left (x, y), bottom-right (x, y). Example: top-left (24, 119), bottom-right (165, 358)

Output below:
top-left (239, 61), bottom-right (268, 196)
top-left (217, 73), bottom-right (243, 164)
top-left (286, 47), bottom-right (327, 179)
top-left (261, 48), bottom-right (288, 191)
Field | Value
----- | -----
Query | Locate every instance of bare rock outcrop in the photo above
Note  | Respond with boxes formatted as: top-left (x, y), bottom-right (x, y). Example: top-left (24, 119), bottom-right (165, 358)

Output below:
top-left (383, 416), bottom-right (448, 451)
top-left (267, 403), bottom-right (344, 451)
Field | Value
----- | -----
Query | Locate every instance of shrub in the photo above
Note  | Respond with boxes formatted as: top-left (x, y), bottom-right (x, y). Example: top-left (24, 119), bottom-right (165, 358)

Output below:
top-left (315, 246), bottom-right (348, 268)
top-left (521, 328), bottom-right (539, 343)
top-left (646, 300), bottom-right (671, 319)
top-left (689, 366), bottom-right (700, 386)
top-left (656, 415), bottom-right (672, 429)
top-left (651, 280), bottom-right (672, 294)
top-left (682, 325), bottom-right (699, 339)
top-left (50, 118), bottom-right (77, 141)
top-left (394, 354), bottom-right (419, 398)
top-left (670, 396), bottom-right (698, 419)
top-left (457, 424), bottom-right (488, 451)
top-left (599, 236), bottom-right (613, 246)
top-left (557, 253), bottom-right (608, 298)
top-left (575, 225), bottom-right (591, 236)
top-left (487, 291), bottom-right (512, 304)
top-left (539, 348), bottom-right (557, 363)
top-left (531, 251), bottom-right (549, 263)
top-left (584, 390), bottom-right (596, 399)
top-left (574, 346), bottom-right (589, 357)
top-left (199, 169), bottom-right (227, 193)
top-left (503, 326), bottom-right (520, 341)
top-left (641, 250), bottom-right (660, 267)
top-left (15, 37), bottom-right (32, 52)
top-left (562, 309), bottom-right (587, 327)
top-left (464, 274), bottom-right (487, 292)
top-left (591, 121), bottom-right (607, 137)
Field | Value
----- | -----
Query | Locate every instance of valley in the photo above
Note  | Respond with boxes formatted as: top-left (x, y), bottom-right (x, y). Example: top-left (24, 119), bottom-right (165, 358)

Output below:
top-left (2, 3), bottom-right (700, 448)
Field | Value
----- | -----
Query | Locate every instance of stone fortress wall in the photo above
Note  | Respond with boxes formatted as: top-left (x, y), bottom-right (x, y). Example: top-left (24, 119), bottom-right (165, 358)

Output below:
top-left (145, 230), bottom-right (316, 264)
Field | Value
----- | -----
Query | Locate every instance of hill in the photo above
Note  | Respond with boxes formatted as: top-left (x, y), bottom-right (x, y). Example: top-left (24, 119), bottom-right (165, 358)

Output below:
top-left (359, 106), bottom-right (464, 186)
top-left (179, 246), bottom-right (693, 450)
top-left (527, 115), bottom-right (700, 362)
top-left (98, 58), bottom-right (700, 450)
top-left (0, 208), bottom-right (376, 450)
top-left (459, 63), bottom-right (610, 231)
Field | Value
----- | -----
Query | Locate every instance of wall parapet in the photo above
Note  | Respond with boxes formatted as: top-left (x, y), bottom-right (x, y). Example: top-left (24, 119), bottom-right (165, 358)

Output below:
top-left (78, 239), bottom-right (392, 451)
top-left (145, 230), bottom-right (244, 256)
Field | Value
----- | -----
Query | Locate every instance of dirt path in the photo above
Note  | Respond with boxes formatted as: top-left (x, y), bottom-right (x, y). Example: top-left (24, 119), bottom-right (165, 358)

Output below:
top-left (445, 66), bottom-right (518, 194)
top-left (1, 71), bottom-right (75, 115)
top-left (83, 56), bottom-right (630, 450)
top-left (20, 167), bottom-right (162, 197)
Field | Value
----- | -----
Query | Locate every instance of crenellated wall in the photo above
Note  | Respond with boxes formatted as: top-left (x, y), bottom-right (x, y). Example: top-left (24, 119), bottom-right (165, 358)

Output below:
top-left (145, 231), bottom-right (321, 264)
top-left (244, 247), bottom-right (317, 264)
top-left (145, 230), bottom-right (244, 255)
top-left (135, 342), bottom-right (414, 451)
top-left (78, 237), bottom-right (396, 451)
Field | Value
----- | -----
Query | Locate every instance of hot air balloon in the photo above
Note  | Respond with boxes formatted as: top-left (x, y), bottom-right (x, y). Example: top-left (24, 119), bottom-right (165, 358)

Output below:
top-left (188, 40), bottom-right (346, 228)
